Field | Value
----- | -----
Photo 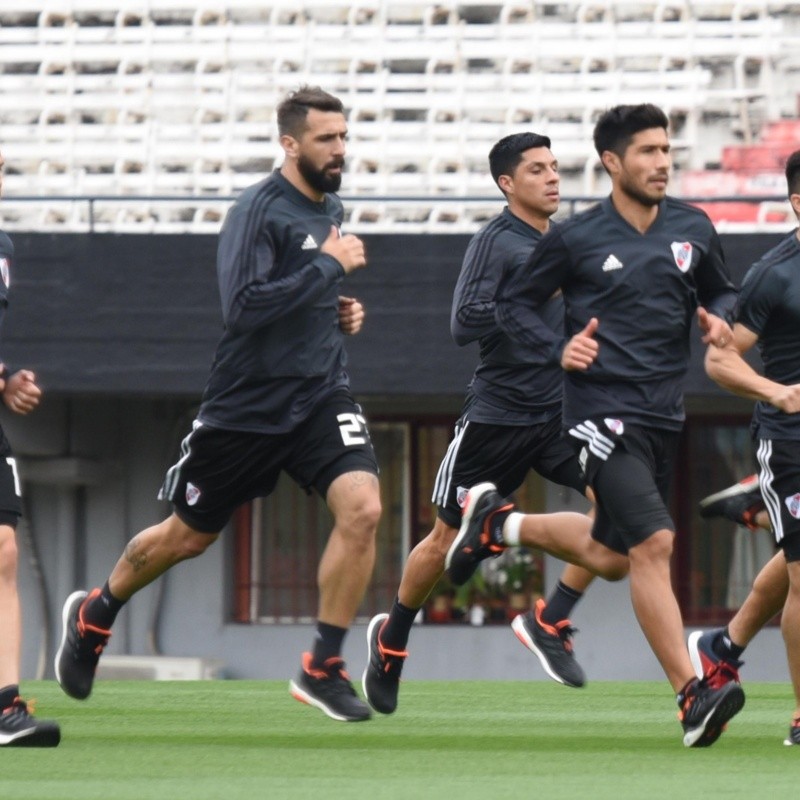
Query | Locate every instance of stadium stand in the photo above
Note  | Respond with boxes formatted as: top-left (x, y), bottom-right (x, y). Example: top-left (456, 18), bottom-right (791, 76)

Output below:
top-left (0, 1), bottom-right (798, 231)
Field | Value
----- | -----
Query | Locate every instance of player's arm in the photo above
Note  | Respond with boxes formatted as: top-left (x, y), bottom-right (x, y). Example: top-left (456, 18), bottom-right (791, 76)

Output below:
top-left (222, 224), bottom-right (351, 334)
top-left (495, 229), bottom-right (569, 362)
top-left (694, 226), bottom-right (737, 341)
top-left (705, 325), bottom-right (800, 414)
top-left (450, 238), bottom-right (513, 346)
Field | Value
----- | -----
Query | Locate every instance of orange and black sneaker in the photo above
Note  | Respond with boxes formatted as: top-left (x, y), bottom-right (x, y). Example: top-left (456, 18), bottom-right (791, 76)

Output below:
top-left (687, 628), bottom-right (743, 686)
top-left (54, 589), bottom-right (112, 700)
top-left (445, 482), bottom-right (513, 586)
top-left (511, 599), bottom-right (586, 688)
top-left (677, 675), bottom-right (745, 747)
top-left (784, 717), bottom-right (800, 746)
top-left (362, 613), bottom-right (408, 714)
top-left (290, 652), bottom-right (371, 722)
top-left (699, 475), bottom-right (765, 531)
top-left (0, 697), bottom-right (60, 747)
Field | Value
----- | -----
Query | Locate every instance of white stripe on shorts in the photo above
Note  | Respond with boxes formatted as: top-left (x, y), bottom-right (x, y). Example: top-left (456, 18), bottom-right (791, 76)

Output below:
top-left (568, 419), bottom-right (615, 461)
top-left (159, 419), bottom-right (203, 501)
top-left (756, 438), bottom-right (783, 543)
top-left (431, 419), bottom-right (469, 507)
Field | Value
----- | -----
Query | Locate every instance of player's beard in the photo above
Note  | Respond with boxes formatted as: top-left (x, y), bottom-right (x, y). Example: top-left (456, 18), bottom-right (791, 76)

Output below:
top-left (619, 171), bottom-right (667, 207)
top-left (297, 154), bottom-right (343, 194)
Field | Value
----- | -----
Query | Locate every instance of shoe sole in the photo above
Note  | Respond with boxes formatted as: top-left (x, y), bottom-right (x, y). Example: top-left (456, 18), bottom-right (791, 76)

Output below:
top-left (54, 590), bottom-right (89, 699)
top-left (288, 679), bottom-right (371, 723)
top-left (682, 683), bottom-right (745, 747)
top-left (361, 613), bottom-right (394, 714)
top-left (444, 481), bottom-right (496, 576)
top-left (0, 726), bottom-right (61, 747)
top-left (687, 630), bottom-right (705, 680)
top-left (698, 478), bottom-right (759, 513)
top-left (511, 615), bottom-right (583, 688)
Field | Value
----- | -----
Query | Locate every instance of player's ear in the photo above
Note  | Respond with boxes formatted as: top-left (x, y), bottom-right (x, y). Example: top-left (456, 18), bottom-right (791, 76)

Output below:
top-left (497, 174), bottom-right (513, 197)
top-left (601, 150), bottom-right (620, 176)
top-left (280, 133), bottom-right (300, 159)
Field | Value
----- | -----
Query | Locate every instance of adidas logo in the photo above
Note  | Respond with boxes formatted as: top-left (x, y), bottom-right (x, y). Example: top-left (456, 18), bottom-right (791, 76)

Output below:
top-left (301, 234), bottom-right (318, 250)
top-left (602, 254), bottom-right (623, 272)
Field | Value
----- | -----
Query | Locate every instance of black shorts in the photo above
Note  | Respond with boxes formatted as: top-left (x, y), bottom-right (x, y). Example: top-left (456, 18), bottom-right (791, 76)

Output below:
top-left (568, 418), bottom-right (679, 555)
top-left (432, 414), bottom-right (586, 529)
top-left (0, 429), bottom-right (21, 528)
top-left (160, 391), bottom-right (379, 533)
top-left (756, 438), bottom-right (800, 562)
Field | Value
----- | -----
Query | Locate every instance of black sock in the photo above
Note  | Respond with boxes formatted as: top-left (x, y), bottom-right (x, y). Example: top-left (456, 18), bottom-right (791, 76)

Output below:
top-left (715, 626), bottom-right (746, 661)
top-left (83, 581), bottom-right (125, 630)
top-left (540, 581), bottom-right (584, 625)
top-left (0, 684), bottom-right (19, 711)
top-left (380, 597), bottom-right (419, 651)
top-left (311, 621), bottom-right (348, 668)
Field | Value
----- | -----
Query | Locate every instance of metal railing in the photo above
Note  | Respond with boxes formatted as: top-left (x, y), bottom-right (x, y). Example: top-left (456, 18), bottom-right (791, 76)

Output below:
top-left (1, 193), bottom-right (793, 234)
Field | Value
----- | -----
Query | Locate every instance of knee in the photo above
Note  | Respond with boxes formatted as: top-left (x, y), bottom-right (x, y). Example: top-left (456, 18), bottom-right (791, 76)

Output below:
top-left (167, 517), bottom-right (218, 560)
top-left (603, 559), bottom-right (630, 582)
top-left (179, 530), bottom-right (218, 560)
top-left (631, 529), bottom-right (674, 564)
top-left (0, 529), bottom-right (18, 584)
top-left (338, 493), bottom-right (382, 548)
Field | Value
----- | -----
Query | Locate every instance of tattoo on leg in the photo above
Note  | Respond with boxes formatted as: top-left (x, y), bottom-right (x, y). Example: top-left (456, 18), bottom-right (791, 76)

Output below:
top-left (349, 471), bottom-right (378, 490)
top-left (124, 536), bottom-right (148, 572)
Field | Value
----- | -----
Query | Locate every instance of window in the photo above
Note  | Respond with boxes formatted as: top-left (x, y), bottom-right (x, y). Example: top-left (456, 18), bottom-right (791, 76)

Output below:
top-left (674, 416), bottom-right (776, 626)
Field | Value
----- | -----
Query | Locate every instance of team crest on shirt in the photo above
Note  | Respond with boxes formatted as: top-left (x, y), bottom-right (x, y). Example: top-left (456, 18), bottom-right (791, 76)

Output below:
top-left (186, 481), bottom-right (201, 506)
top-left (785, 493), bottom-right (800, 520)
top-left (0, 258), bottom-right (9, 288)
top-left (456, 486), bottom-right (469, 508)
top-left (604, 418), bottom-right (624, 436)
top-left (670, 242), bottom-right (693, 273)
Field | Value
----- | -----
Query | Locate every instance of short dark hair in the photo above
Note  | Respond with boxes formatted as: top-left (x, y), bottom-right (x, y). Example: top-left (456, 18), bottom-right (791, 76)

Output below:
top-left (276, 85), bottom-right (345, 138)
top-left (593, 104), bottom-right (669, 159)
top-left (488, 132), bottom-right (552, 188)
top-left (786, 149), bottom-right (800, 196)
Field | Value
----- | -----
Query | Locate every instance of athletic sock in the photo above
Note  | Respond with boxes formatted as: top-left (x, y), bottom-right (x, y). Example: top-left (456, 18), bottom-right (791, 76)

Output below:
top-left (82, 580), bottom-right (125, 630)
top-left (0, 684), bottom-right (19, 711)
top-left (310, 621), bottom-right (348, 669)
top-left (540, 580), bottom-right (584, 625)
top-left (379, 596), bottom-right (418, 651)
top-left (502, 512), bottom-right (523, 546)
top-left (716, 626), bottom-right (746, 661)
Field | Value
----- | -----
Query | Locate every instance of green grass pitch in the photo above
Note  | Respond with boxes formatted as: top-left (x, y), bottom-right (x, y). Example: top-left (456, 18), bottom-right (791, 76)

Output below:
top-left (4, 680), bottom-right (798, 799)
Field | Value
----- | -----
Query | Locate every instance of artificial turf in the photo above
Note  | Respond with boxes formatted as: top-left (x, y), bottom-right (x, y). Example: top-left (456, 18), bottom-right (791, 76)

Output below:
top-left (4, 679), bottom-right (797, 799)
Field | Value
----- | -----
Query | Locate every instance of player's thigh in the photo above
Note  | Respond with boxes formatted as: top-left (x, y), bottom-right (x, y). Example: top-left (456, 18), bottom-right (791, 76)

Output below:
top-left (757, 438), bottom-right (800, 561)
top-left (527, 415), bottom-right (587, 496)
top-left (433, 421), bottom-right (537, 528)
top-left (287, 392), bottom-right (379, 512)
top-left (161, 423), bottom-right (283, 533)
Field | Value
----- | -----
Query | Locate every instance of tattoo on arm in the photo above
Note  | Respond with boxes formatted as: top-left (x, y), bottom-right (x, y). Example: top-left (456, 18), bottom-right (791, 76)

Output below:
top-left (124, 536), bottom-right (148, 572)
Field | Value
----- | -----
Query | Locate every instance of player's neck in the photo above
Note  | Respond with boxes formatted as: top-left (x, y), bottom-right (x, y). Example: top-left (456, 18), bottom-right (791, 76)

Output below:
top-left (609, 188), bottom-right (659, 234)
top-left (508, 204), bottom-right (550, 234)
top-left (280, 163), bottom-right (325, 203)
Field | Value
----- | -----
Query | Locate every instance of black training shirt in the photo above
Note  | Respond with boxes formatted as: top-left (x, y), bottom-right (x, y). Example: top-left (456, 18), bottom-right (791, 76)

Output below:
top-left (496, 196), bottom-right (737, 431)
top-left (198, 170), bottom-right (349, 433)
top-left (736, 231), bottom-right (800, 440)
top-left (451, 207), bottom-right (562, 425)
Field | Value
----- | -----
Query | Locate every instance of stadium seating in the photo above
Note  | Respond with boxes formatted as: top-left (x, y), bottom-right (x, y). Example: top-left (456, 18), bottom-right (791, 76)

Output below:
top-left (0, 1), bottom-right (798, 232)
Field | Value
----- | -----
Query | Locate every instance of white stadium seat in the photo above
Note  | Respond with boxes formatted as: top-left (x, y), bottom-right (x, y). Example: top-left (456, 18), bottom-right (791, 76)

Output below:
top-left (0, 0), bottom-right (797, 231)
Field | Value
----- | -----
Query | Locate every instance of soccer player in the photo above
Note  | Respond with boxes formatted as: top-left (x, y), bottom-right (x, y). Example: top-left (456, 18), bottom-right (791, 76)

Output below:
top-left (450, 104), bottom-right (745, 747)
top-left (690, 148), bottom-right (800, 746)
top-left (0, 149), bottom-right (60, 747)
top-left (54, 86), bottom-right (381, 722)
top-left (362, 133), bottom-right (628, 716)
